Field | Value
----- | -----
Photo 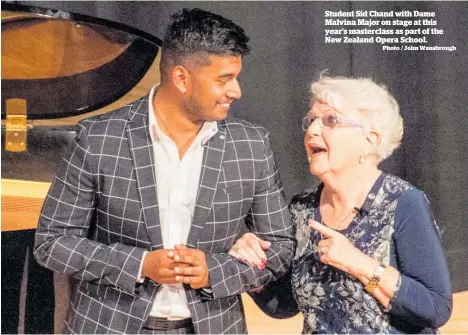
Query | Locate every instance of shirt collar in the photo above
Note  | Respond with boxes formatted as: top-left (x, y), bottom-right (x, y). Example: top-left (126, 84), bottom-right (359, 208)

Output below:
top-left (148, 85), bottom-right (218, 145)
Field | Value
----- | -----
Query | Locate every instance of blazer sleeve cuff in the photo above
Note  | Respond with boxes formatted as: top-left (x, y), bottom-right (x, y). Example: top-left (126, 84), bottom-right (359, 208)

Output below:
top-left (112, 245), bottom-right (147, 295)
top-left (205, 253), bottom-right (266, 300)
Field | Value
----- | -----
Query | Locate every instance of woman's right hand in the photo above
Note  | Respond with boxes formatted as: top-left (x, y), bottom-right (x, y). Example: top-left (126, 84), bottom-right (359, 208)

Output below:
top-left (228, 232), bottom-right (272, 269)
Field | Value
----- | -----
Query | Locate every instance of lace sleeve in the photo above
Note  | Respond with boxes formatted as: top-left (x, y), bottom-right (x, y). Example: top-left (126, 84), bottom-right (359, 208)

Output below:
top-left (384, 273), bottom-right (402, 312)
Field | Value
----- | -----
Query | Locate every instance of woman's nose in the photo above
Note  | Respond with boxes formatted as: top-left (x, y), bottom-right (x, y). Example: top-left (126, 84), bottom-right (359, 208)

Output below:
top-left (307, 118), bottom-right (321, 136)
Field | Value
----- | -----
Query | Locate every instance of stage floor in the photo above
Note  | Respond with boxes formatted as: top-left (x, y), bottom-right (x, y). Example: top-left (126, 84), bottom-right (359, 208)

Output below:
top-left (242, 291), bottom-right (468, 334)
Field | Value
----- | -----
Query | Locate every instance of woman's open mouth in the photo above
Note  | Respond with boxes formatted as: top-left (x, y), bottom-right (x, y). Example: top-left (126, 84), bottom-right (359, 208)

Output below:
top-left (308, 143), bottom-right (327, 156)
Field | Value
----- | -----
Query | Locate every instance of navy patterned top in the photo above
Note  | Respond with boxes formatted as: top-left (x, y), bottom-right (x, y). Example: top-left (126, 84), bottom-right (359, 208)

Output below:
top-left (253, 173), bottom-right (452, 334)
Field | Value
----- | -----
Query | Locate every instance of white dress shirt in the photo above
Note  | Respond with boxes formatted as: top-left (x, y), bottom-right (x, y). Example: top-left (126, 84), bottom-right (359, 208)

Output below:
top-left (143, 86), bottom-right (218, 319)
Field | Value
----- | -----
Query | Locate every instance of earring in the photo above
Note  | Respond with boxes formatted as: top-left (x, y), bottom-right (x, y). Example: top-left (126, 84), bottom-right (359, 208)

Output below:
top-left (359, 153), bottom-right (365, 164)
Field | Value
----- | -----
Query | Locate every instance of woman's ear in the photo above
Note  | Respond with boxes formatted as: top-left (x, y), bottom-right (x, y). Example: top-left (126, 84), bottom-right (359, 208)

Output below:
top-left (172, 65), bottom-right (190, 94)
top-left (367, 130), bottom-right (379, 145)
top-left (365, 130), bottom-right (380, 154)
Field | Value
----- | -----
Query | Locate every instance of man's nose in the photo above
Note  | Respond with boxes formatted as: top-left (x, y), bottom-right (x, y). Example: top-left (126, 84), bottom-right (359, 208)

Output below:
top-left (226, 80), bottom-right (242, 100)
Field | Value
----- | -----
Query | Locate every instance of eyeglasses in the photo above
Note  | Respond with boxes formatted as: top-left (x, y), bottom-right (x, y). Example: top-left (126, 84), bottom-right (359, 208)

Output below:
top-left (301, 113), bottom-right (363, 131)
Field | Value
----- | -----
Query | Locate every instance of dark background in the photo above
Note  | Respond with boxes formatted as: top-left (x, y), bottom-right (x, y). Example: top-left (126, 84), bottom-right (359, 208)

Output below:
top-left (12, 1), bottom-right (468, 293)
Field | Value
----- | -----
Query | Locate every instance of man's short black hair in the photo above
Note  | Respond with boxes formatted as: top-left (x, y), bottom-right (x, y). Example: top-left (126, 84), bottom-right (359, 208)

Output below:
top-left (160, 8), bottom-right (250, 80)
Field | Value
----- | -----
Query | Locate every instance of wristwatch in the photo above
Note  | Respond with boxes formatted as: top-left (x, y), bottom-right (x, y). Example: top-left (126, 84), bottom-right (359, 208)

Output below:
top-left (365, 262), bottom-right (387, 293)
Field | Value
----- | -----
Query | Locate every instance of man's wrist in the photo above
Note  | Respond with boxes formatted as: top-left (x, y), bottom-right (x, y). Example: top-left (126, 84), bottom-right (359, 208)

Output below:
top-left (203, 272), bottom-right (210, 288)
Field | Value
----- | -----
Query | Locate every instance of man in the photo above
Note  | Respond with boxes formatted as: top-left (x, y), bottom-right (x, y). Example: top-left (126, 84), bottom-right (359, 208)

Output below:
top-left (34, 8), bottom-right (295, 334)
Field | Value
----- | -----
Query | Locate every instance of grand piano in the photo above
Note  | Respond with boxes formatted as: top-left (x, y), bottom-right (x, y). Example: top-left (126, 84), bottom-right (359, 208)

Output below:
top-left (1, 3), bottom-right (162, 333)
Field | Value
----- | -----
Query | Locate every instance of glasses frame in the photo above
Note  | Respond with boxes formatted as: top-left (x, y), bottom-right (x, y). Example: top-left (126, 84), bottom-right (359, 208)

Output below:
top-left (301, 114), bottom-right (363, 131)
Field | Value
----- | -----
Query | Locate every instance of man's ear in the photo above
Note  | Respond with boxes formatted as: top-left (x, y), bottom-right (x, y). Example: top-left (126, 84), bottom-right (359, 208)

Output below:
top-left (172, 65), bottom-right (191, 94)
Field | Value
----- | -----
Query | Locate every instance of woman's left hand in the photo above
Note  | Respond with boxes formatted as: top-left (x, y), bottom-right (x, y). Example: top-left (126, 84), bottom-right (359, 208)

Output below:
top-left (309, 220), bottom-right (372, 277)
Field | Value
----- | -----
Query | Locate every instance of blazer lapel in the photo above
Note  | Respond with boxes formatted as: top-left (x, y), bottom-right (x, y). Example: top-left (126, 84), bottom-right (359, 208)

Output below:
top-left (126, 97), bottom-right (163, 250)
top-left (186, 125), bottom-right (226, 248)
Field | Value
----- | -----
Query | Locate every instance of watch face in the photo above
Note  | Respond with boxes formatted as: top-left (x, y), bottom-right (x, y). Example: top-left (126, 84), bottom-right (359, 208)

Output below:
top-left (375, 263), bottom-right (386, 277)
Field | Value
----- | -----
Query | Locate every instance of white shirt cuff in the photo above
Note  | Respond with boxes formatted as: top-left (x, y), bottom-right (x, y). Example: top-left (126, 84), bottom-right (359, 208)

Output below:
top-left (137, 251), bottom-right (148, 283)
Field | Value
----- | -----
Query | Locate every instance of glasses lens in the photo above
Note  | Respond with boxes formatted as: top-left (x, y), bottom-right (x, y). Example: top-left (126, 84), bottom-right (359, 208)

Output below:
top-left (302, 116), bottom-right (312, 131)
top-left (322, 114), bottom-right (338, 128)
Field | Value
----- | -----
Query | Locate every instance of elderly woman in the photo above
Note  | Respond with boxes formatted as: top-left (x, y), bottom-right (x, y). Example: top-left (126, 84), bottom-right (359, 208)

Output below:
top-left (230, 75), bottom-right (452, 333)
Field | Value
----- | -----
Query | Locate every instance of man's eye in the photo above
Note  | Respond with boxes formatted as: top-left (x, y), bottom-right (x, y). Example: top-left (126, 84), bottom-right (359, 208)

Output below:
top-left (218, 77), bottom-right (231, 84)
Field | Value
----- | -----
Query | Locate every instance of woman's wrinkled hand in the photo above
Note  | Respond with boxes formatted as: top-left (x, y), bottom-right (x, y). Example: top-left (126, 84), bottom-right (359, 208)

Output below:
top-left (228, 232), bottom-right (271, 269)
top-left (309, 220), bottom-right (370, 277)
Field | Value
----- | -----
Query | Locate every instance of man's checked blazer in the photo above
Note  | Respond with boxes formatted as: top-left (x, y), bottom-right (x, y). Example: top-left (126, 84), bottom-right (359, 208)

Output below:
top-left (34, 95), bottom-right (296, 334)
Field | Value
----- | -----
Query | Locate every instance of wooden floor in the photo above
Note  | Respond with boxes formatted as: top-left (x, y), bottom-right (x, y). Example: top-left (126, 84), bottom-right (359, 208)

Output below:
top-left (242, 291), bottom-right (468, 334)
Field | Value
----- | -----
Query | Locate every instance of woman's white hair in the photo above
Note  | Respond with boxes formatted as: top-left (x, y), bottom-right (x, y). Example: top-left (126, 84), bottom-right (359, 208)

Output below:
top-left (310, 73), bottom-right (403, 162)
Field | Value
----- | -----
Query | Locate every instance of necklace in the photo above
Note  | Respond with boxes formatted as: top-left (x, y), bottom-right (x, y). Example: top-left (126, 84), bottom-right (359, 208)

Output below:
top-left (318, 185), bottom-right (363, 240)
top-left (318, 171), bottom-right (382, 241)
top-left (321, 207), bottom-right (357, 231)
top-left (319, 206), bottom-right (357, 240)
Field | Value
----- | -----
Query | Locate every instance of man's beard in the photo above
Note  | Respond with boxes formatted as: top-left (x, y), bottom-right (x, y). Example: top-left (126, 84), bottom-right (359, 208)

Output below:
top-left (183, 93), bottom-right (218, 123)
top-left (184, 95), bottom-right (203, 122)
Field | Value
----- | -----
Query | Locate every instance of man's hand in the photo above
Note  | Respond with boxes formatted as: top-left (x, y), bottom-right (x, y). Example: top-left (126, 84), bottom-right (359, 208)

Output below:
top-left (170, 244), bottom-right (210, 289)
top-left (142, 249), bottom-right (181, 285)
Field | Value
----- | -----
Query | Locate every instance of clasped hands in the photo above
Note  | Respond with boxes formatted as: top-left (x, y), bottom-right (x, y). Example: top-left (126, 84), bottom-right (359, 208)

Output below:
top-left (142, 244), bottom-right (210, 289)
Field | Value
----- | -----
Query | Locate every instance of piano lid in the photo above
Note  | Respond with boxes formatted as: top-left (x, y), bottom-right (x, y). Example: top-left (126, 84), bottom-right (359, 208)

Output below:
top-left (1, 2), bottom-right (162, 125)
